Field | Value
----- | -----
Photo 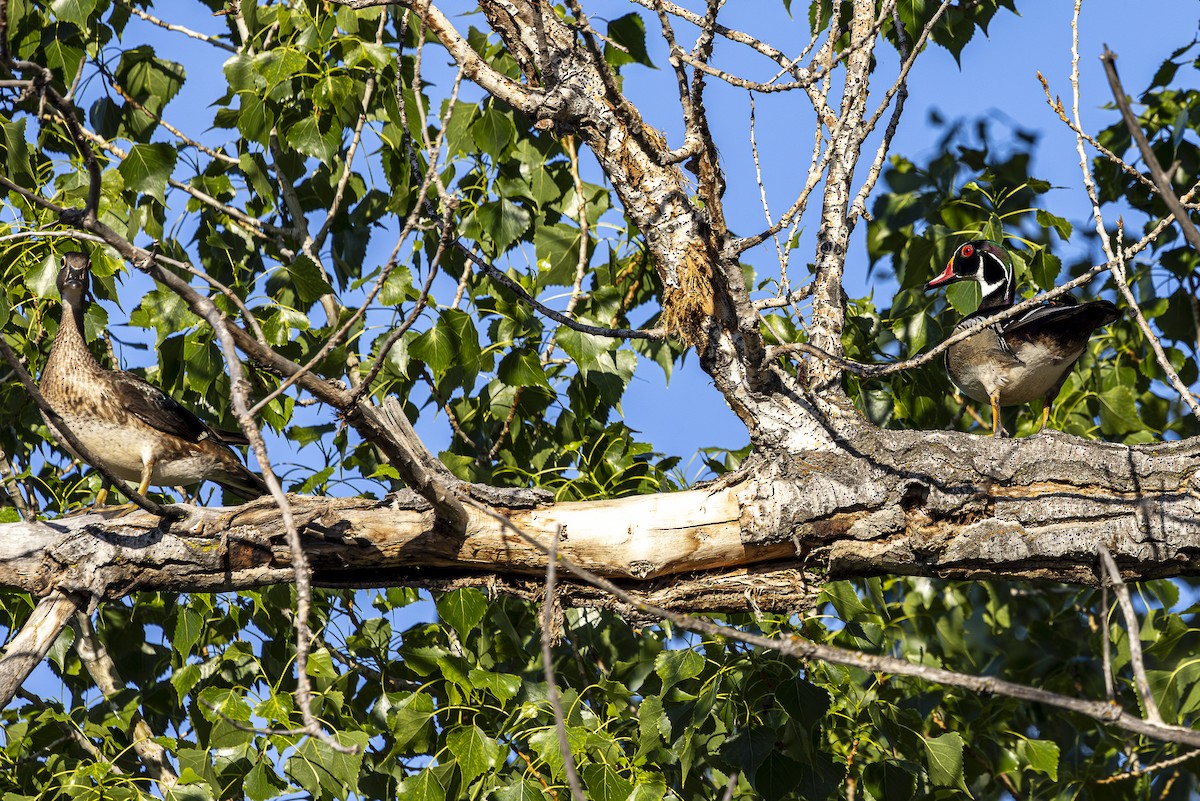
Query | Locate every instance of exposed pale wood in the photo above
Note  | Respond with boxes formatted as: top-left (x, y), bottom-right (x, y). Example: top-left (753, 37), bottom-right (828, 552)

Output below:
top-left (0, 590), bottom-right (83, 708)
top-left (1, 427), bottom-right (1198, 616)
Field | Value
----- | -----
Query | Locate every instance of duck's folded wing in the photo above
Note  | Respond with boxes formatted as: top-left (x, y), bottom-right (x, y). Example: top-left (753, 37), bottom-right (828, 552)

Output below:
top-left (110, 373), bottom-right (213, 442)
top-left (1001, 300), bottom-right (1120, 337)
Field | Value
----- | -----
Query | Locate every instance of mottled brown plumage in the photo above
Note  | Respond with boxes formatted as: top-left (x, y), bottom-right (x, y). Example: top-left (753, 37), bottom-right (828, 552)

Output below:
top-left (925, 240), bottom-right (1120, 437)
top-left (39, 252), bottom-right (268, 501)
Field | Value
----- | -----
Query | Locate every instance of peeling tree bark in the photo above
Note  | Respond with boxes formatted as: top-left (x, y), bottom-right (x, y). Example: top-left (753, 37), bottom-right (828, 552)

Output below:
top-left (4, 429), bottom-right (1198, 612)
top-left (807, 0), bottom-right (875, 388)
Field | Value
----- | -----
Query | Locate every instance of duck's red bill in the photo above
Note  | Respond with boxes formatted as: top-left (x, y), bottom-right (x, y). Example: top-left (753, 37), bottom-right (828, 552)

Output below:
top-left (924, 260), bottom-right (956, 290)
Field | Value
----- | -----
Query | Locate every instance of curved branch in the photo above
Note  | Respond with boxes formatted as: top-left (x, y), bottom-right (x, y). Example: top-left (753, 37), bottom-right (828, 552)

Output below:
top-left (332, 0), bottom-right (544, 115)
top-left (0, 590), bottom-right (83, 709)
top-left (72, 612), bottom-right (178, 794)
top-left (461, 244), bottom-right (666, 340)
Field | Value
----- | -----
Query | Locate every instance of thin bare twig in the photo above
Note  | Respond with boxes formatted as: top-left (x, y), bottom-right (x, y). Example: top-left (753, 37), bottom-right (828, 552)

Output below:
top-left (1101, 585), bottom-right (1115, 702)
top-left (72, 611), bottom-right (178, 794)
top-left (849, 1), bottom-right (922, 224)
top-left (1037, 72), bottom-right (1157, 194)
top-left (117, 1), bottom-right (237, 52)
top-left (0, 444), bottom-right (32, 519)
top-left (1099, 45), bottom-right (1200, 254)
top-left (1096, 545), bottom-right (1162, 724)
top-left (650, 0), bottom-right (704, 164)
top-left (1065, 18), bottom-right (1200, 421)
top-left (541, 524), bottom-right (586, 801)
top-left (101, 65), bottom-right (238, 166)
top-left (1096, 749), bottom-right (1200, 784)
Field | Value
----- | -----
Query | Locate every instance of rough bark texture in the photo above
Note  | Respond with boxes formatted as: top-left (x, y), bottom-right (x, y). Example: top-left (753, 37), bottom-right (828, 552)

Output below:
top-left (807, 0), bottom-right (875, 388)
top-left (5, 428), bottom-right (1198, 611)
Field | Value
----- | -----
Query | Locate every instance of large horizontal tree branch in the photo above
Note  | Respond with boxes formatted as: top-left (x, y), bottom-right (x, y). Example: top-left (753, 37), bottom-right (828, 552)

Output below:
top-left (4, 428), bottom-right (1199, 607)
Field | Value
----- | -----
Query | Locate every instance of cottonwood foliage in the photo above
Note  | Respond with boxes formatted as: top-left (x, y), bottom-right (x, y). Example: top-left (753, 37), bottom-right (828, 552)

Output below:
top-left (0, 1), bottom-right (1198, 799)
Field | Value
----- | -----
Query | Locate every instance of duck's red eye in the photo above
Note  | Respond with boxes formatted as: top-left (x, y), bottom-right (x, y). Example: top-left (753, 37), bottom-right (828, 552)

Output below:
top-left (960, 244), bottom-right (975, 258)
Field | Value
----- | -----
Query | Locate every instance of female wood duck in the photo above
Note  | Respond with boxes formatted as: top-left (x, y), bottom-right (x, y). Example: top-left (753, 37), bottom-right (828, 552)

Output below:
top-left (924, 240), bottom-right (1120, 437)
top-left (39, 252), bottom-right (268, 503)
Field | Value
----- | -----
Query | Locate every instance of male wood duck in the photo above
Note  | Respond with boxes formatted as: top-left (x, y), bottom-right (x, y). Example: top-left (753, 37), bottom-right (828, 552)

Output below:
top-left (924, 240), bottom-right (1120, 437)
top-left (39, 252), bottom-right (268, 503)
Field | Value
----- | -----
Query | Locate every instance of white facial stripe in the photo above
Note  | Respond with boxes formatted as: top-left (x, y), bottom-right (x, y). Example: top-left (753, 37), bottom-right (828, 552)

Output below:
top-left (978, 248), bottom-right (1013, 302)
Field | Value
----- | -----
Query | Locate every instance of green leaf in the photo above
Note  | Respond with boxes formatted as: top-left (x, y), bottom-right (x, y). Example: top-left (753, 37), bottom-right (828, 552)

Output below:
top-left (223, 53), bottom-right (263, 92)
top-left (628, 780), bottom-right (668, 801)
top-left (306, 646), bottom-right (337, 679)
top-left (446, 725), bottom-right (502, 786)
top-left (285, 730), bottom-right (370, 799)
top-left (0, 117), bottom-right (33, 185)
top-left (534, 223), bottom-right (584, 287)
top-left (118, 143), bottom-right (177, 204)
top-left (472, 108), bottom-right (515, 157)
top-left (467, 669), bottom-right (522, 702)
top-left (556, 327), bottom-right (616, 379)
top-left (412, 323), bottom-right (454, 377)
top-left (923, 732), bottom-right (967, 790)
top-left (45, 624), bottom-right (75, 671)
top-left (116, 47), bottom-right (186, 122)
top-left (1019, 738), bottom-right (1059, 781)
top-left (197, 687), bottom-right (252, 722)
top-left (25, 253), bottom-right (60, 299)
top-left (171, 663), bottom-right (201, 701)
top-left (655, 648), bottom-right (704, 691)
top-left (778, 676), bottom-right (831, 731)
top-left (581, 763), bottom-right (633, 801)
top-left (442, 309), bottom-right (482, 373)
top-left (245, 761), bottom-right (286, 801)
top-left (1035, 209), bottom-right (1073, 241)
top-left (285, 256), bottom-right (333, 305)
top-left (252, 48), bottom-right (308, 85)
top-left (605, 13), bottom-right (655, 68)
top-left (437, 588), bottom-right (488, 638)
top-left (173, 607), bottom-right (203, 658)
top-left (635, 694), bottom-right (669, 759)
top-left (285, 116), bottom-right (340, 164)
top-left (1098, 385), bottom-right (1146, 436)
top-left (720, 728), bottom-right (775, 775)
top-left (388, 691), bottom-right (437, 752)
top-left (1030, 248), bottom-right (1061, 292)
top-left (49, 0), bottom-right (96, 28)
top-left (494, 779), bottom-right (545, 801)
top-left (477, 199), bottom-right (531, 254)
top-left (441, 100), bottom-right (478, 156)
top-left (863, 761), bottom-right (917, 801)
top-left (237, 94), bottom-right (273, 145)
top-left (398, 768), bottom-right (446, 801)
top-left (527, 164), bottom-right (564, 208)
top-left (378, 265), bottom-right (415, 306)
top-left (498, 348), bottom-right (549, 388)
top-left (944, 280), bottom-right (980, 316)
